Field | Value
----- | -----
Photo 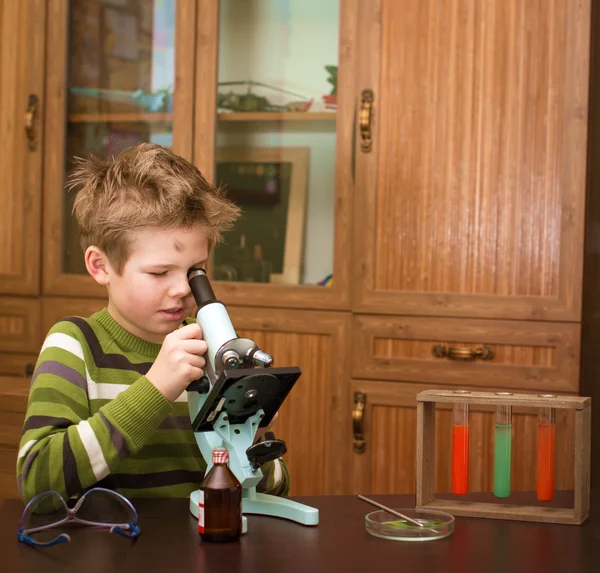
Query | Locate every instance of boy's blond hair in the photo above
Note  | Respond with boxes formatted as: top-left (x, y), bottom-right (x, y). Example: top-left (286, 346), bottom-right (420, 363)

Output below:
top-left (68, 143), bottom-right (240, 274)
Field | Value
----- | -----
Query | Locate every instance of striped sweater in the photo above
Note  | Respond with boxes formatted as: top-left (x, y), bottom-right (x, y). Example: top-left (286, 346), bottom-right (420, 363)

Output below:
top-left (17, 308), bottom-right (289, 503)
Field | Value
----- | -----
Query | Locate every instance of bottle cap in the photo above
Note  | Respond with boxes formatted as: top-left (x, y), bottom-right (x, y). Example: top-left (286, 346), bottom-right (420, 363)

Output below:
top-left (212, 449), bottom-right (229, 464)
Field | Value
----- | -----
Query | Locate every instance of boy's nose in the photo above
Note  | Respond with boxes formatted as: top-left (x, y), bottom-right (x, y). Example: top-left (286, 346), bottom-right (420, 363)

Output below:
top-left (169, 277), bottom-right (192, 298)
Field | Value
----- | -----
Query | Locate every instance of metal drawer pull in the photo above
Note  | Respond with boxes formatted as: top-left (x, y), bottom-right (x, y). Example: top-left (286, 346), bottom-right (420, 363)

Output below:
top-left (359, 89), bottom-right (373, 152)
top-left (24, 94), bottom-right (39, 151)
top-left (352, 391), bottom-right (367, 453)
top-left (432, 344), bottom-right (494, 361)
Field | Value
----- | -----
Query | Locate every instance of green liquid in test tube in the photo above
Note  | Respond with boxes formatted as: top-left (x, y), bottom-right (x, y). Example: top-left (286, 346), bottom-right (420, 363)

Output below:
top-left (494, 404), bottom-right (512, 498)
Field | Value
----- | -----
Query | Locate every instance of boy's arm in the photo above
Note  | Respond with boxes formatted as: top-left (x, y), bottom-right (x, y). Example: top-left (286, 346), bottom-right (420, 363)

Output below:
top-left (17, 321), bottom-right (172, 504)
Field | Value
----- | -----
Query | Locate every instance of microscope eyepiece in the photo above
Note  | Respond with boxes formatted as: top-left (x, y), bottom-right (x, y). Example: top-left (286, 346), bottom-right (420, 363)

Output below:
top-left (188, 268), bottom-right (217, 307)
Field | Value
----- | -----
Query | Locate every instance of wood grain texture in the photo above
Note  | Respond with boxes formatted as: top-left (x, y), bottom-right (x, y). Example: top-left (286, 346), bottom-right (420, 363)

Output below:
top-left (354, 0), bottom-right (590, 320)
top-left (228, 306), bottom-right (352, 496)
top-left (0, 0), bottom-right (45, 295)
top-left (0, 376), bottom-right (30, 501)
top-left (353, 314), bottom-right (580, 392)
top-left (41, 297), bottom-right (107, 335)
top-left (420, 499), bottom-right (582, 525)
top-left (352, 380), bottom-right (575, 496)
top-left (0, 354), bottom-right (37, 378)
top-left (418, 389), bottom-right (589, 410)
top-left (581, 0), bottom-right (600, 492)
top-left (0, 298), bottom-right (41, 354)
top-left (172, 0), bottom-right (196, 161)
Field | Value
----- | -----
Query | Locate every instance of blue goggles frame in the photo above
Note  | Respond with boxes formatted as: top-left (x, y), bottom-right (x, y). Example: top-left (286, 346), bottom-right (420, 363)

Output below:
top-left (17, 487), bottom-right (140, 548)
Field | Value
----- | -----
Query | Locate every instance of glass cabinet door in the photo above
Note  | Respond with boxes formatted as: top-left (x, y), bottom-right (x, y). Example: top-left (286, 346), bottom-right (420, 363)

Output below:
top-left (43, 0), bottom-right (196, 296)
top-left (196, 0), bottom-right (356, 310)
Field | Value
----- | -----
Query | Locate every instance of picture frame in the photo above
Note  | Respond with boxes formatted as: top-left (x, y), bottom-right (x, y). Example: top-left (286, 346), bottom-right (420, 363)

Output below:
top-left (214, 146), bottom-right (309, 285)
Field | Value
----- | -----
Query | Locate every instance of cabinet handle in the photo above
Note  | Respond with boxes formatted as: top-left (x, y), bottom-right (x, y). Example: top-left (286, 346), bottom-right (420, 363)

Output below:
top-left (432, 344), bottom-right (494, 361)
top-left (353, 391), bottom-right (367, 453)
top-left (24, 94), bottom-right (39, 151)
top-left (359, 89), bottom-right (373, 152)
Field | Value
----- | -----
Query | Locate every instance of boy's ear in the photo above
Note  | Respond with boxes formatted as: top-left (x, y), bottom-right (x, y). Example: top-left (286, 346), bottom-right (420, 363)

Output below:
top-left (84, 246), bottom-right (111, 285)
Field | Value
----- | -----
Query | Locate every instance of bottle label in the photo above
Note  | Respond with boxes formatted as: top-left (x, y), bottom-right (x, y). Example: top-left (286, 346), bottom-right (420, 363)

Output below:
top-left (198, 490), bottom-right (205, 534)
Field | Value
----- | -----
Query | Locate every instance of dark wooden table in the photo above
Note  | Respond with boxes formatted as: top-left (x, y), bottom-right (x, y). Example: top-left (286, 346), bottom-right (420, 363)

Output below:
top-left (1, 493), bottom-right (599, 573)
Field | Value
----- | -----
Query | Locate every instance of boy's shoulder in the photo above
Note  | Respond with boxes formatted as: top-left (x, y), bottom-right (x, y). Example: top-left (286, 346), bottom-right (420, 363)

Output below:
top-left (43, 313), bottom-right (111, 357)
top-left (46, 314), bottom-right (98, 342)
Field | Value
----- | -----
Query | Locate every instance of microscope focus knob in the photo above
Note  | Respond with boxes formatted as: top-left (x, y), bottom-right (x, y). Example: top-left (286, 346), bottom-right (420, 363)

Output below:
top-left (186, 376), bottom-right (210, 393)
top-left (221, 349), bottom-right (240, 369)
top-left (246, 439), bottom-right (287, 472)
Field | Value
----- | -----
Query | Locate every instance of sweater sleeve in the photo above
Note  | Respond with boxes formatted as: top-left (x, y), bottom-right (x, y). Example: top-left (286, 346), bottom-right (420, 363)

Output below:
top-left (17, 320), bottom-right (172, 504)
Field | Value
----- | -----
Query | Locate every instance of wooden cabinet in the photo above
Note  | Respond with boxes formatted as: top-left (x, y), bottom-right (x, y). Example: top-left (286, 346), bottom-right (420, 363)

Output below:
top-left (354, 0), bottom-right (588, 322)
top-left (0, 0), bottom-right (45, 295)
top-left (229, 307), bottom-right (352, 495)
top-left (193, 0), bottom-right (356, 312)
top-left (2, 0), bottom-right (599, 500)
top-left (42, 0), bottom-right (197, 297)
top-left (347, 0), bottom-right (596, 494)
top-left (352, 315), bottom-right (581, 393)
top-left (0, 377), bottom-right (29, 501)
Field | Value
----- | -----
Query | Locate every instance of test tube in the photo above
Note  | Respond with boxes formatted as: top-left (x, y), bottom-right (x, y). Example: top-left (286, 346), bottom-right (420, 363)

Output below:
top-left (451, 402), bottom-right (469, 495)
top-left (537, 407), bottom-right (556, 501)
top-left (494, 405), bottom-right (512, 498)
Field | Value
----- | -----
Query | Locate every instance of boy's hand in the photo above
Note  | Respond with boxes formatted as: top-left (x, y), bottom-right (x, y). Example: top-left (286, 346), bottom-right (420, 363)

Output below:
top-left (146, 324), bottom-right (208, 402)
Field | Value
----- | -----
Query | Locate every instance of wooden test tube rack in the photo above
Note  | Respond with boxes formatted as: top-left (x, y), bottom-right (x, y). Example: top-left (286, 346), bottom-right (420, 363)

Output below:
top-left (415, 390), bottom-right (591, 525)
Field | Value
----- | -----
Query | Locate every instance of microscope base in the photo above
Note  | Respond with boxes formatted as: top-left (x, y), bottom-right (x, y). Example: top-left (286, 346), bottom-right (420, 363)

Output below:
top-left (243, 491), bottom-right (319, 526)
top-left (189, 488), bottom-right (319, 529)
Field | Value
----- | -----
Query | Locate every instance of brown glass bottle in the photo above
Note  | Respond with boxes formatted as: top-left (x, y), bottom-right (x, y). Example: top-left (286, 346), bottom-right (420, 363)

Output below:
top-left (198, 449), bottom-right (242, 542)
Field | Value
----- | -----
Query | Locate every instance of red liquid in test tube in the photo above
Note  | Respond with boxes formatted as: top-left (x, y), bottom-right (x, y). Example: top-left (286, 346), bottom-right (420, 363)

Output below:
top-left (451, 402), bottom-right (469, 495)
top-left (537, 407), bottom-right (556, 502)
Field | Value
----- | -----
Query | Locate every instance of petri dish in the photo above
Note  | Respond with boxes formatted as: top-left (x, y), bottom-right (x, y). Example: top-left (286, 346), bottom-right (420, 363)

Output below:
top-left (365, 508), bottom-right (454, 541)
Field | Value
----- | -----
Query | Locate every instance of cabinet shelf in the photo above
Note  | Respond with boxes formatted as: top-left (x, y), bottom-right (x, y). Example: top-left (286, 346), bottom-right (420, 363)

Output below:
top-left (68, 112), bottom-right (173, 123)
top-left (67, 111), bottom-right (337, 124)
top-left (218, 111), bottom-right (336, 121)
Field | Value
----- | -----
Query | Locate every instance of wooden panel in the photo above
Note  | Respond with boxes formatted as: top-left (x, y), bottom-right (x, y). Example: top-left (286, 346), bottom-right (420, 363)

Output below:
top-left (350, 380), bottom-right (575, 496)
top-left (580, 0), bottom-right (600, 492)
top-left (353, 315), bottom-right (580, 392)
top-left (195, 0), bottom-right (357, 312)
top-left (228, 307), bottom-right (352, 496)
top-left (42, 0), bottom-right (198, 296)
top-left (0, 354), bottom-right (37, 378)
top-left (353, 0), bottom-right (590, 320)
top-left (41, 297), bottom-right (107, 336)
top-left (0, 376), bottom-right (30, 501)
top-left (0, 298), bottom-right (41, 354)
top-left (0, 0), bottom-right (45, 294)
top-left (0, 448), bottom-right (20, 502)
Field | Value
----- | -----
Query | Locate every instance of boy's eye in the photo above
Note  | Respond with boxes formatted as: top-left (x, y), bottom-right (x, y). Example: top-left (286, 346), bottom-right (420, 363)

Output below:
top-left (148, 271), bottom-right (167, 277)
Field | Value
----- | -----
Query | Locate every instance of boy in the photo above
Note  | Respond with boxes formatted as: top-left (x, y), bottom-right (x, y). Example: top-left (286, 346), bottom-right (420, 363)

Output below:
top-left (17, 143), bottom-right (289, 503)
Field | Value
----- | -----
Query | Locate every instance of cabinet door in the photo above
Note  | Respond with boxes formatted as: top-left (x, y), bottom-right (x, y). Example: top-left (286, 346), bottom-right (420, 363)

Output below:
top-left (350, 381), bottom-right (575, 496)
top-left (0, 0), bottom-right (45, 295)
top-left (195, 0), bottom-right (357, 311)
top-left (42, 0), bottom-right (197, 296)
top-left (228, 306), bottom-right (352, 495)
top-left (353, 0), bottom-right (590, 321)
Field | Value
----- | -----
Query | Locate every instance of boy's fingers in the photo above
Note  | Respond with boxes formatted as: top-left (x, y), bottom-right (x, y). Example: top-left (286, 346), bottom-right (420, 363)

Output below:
top-left (174, 323), bottom-right (202, 339)
top-left (180, 339), bottom-right (208, 355)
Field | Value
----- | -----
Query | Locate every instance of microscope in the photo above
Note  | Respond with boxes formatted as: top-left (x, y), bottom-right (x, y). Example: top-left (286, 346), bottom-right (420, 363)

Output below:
top-left (186, 268), bottom-right (319, 531)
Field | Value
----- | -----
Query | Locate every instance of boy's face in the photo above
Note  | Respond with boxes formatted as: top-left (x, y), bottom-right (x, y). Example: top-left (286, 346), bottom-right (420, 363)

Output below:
top-left (105, 224), bottom-right (209, 344)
